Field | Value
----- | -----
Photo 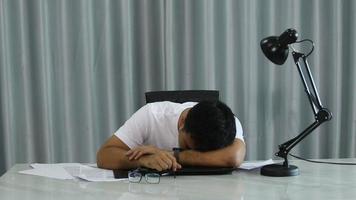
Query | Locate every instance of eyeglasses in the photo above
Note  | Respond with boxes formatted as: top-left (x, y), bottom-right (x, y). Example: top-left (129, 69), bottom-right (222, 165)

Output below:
top-left (128, 169), bottom-right (160, 184)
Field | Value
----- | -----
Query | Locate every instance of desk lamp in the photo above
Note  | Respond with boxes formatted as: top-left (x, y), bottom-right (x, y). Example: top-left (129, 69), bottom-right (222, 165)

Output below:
top-left (260, 28), bottom-right (332, 176)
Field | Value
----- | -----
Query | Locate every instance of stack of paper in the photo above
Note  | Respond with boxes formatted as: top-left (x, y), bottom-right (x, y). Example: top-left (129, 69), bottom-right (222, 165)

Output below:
top-left (18, 163), bottom-right (126, 182)
top-left (238, 159), bottom-right (276, 170)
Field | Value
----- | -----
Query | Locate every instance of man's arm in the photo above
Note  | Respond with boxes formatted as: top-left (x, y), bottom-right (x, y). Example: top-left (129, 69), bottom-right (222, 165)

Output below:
top-left (179, 139), bottom-right (245, 167)
top-left (96, 135), bottom-right (140, 169)
top-left (97, 135), bottom-right (181, 171)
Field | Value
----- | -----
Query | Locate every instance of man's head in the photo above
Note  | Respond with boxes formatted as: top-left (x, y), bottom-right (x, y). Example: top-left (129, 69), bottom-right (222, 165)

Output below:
top-left (181, 101), bottom-right (236, 151)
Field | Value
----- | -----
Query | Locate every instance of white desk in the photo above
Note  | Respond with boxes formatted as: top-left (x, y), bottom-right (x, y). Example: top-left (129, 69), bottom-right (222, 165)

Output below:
top-left (1, 159), bottom-right (356, 200)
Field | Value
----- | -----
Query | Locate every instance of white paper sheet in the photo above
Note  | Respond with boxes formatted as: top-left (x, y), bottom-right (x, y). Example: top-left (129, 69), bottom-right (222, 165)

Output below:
top-left (70, 166), bottom-right (126, 182)
top-left (18, 163), bottom-right (127, 182)
top-left (30, 163), bottom-right (83, 169)
top-left (19, 166), bottom-right (74, 180)
top-left (238, 159), bottom-right (277, 170)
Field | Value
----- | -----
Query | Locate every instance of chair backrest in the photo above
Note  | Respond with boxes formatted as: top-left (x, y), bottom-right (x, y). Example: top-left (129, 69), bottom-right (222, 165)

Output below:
top-left (145, 90), bottom-right (219, 103)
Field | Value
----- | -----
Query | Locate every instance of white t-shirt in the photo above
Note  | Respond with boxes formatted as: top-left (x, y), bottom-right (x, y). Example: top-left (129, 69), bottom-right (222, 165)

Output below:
top-left (114, 101), bottom-right (244, 150)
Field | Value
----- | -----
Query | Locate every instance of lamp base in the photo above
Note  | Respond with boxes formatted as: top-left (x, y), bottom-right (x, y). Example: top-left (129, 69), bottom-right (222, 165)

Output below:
top-left (260, 164), bottom-right (299, 177)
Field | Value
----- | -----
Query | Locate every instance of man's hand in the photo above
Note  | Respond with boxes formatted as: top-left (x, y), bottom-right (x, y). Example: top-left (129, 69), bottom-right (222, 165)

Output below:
top-left (126, 145), bottom-right (181, 171)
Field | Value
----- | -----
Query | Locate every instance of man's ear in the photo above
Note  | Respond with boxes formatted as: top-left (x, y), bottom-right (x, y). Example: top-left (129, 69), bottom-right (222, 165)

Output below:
top-left (178, 109), bottom-right (189, 130)
top-left (178, 108), bottom-right (190, 130)
top-left (178, 120), bottom-right (185, 131)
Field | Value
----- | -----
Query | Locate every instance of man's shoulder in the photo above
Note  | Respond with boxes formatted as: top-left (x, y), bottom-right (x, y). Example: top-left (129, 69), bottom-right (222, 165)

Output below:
top-left (146, 101), bottom-right (197, 109)
top-left (147, 101), bottom-right (179, 106)
top-left (145, 101), bottom-right (197, 115)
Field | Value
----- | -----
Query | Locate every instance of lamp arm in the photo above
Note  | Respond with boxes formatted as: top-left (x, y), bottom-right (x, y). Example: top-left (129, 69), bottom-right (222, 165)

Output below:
top-left (274, 51), bottom-right (332, 167)
top-left (292, 51), bottom-right (324, 113)
top-left (275, 109), bottom-right (331, 166)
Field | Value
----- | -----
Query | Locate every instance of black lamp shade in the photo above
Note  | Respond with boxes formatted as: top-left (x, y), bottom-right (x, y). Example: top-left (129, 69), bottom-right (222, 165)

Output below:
top-left (260, 29), bottom-right (298, 65)
top-left (260, 37), bottom-right (289, 65)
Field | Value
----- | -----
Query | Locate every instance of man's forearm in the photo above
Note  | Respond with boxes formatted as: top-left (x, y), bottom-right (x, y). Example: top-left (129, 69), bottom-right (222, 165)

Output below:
top-left (179, 139), bottom-right (246, 167)
top-left (179, 150), bottom-right (238, 167)
top-left (97, 147), bottom-right (140, 170)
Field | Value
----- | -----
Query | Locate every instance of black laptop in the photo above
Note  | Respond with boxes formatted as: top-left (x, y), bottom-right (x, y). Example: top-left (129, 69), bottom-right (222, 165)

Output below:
top-left (113, 166), bottom-right (236, 179)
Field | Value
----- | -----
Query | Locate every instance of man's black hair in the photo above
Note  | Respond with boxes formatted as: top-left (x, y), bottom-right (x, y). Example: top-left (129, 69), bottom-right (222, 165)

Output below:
top-left (184, 100), bottom-right (236, 151)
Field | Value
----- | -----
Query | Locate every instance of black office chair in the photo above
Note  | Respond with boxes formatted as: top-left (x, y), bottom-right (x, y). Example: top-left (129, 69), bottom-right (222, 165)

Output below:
top-left (145, 90), bottom-right (219, 103)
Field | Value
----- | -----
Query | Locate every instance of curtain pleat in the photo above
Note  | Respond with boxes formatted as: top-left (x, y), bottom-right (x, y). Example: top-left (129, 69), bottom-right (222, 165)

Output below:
top-left (1, 0), bottom-right (355, 175)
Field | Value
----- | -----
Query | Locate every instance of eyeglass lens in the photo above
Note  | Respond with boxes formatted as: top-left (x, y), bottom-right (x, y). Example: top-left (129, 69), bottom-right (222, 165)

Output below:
top-left (128, 171), bottom-right (142, 183)
top-left (145, 173), bottom-right (160, 184)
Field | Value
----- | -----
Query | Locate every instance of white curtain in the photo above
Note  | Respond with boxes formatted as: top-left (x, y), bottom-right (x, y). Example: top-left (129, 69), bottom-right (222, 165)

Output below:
top-left (1, 0), bottom-right (355, 174)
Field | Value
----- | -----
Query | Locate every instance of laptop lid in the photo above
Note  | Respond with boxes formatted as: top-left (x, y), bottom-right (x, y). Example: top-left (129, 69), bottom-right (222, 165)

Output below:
top-left (113, 166), bottom-right (236, 179)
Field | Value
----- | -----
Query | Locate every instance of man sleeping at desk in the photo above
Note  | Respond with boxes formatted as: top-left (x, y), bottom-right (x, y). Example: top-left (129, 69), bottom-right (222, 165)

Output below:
top-left (97, 100), bottom-right (245, 172)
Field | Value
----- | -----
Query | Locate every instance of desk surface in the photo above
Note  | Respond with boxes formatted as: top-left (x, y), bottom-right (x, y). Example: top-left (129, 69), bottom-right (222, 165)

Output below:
top-left (1, 159), bottom-right (356, 200)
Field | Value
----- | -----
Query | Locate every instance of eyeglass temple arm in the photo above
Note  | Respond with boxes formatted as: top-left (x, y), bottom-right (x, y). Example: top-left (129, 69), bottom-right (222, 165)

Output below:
top-left (275, 51), bottom-right (332, 167)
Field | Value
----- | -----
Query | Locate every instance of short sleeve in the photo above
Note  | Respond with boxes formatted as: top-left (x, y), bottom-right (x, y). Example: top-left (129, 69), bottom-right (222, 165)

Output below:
top-left (114, 105), bottom-right (150, 149)
top-left (234, 116), bottom-right (244, 142)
